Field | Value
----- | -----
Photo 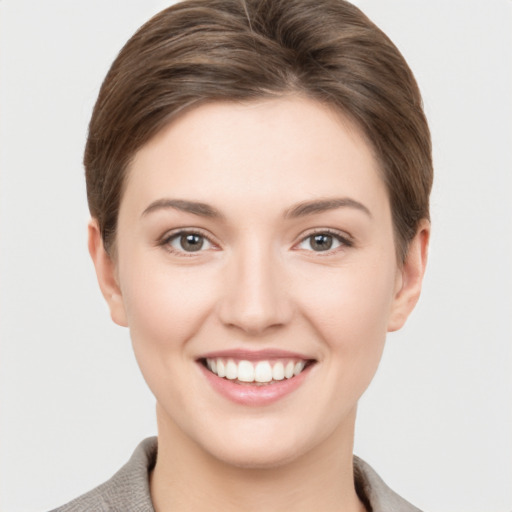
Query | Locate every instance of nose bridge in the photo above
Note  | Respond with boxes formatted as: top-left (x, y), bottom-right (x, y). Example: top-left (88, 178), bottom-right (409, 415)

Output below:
top-left (218, 234), bottom-right (291, 334)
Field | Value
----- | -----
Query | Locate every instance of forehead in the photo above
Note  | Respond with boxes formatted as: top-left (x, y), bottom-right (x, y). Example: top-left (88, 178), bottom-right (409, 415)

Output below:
top-left (122, 96), bottom-right (387, 218)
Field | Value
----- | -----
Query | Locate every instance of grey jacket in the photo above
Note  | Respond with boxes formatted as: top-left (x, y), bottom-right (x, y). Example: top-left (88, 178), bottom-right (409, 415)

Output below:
top-left (51, 437), bottom-right (422, 512)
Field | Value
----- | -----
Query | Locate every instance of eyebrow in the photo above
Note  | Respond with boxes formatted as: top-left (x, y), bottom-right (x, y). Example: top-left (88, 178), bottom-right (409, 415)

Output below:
top-left (284, 198), bottom-right (372, 219)
top-left (141, 196), bottom-right (372, 220)
top-left (141, 199), bottom-right (224, 219)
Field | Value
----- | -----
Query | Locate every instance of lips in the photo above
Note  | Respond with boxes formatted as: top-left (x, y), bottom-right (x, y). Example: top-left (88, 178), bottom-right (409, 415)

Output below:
top-left (197, 350), bottom-right (316, 405)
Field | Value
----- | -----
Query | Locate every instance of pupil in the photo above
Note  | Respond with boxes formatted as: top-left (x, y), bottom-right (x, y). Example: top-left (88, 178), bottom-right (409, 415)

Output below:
top-left (312, 234), bottom-right (332, 251)
top-left (181, 234), bottom-right (203, 252)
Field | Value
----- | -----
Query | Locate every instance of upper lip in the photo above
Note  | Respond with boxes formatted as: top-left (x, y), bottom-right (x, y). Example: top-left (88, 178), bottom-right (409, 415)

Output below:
top-left (197, 348), bottom-right (315, 361)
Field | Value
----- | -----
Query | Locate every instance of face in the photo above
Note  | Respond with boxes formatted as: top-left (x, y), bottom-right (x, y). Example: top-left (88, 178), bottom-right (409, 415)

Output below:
top-left (91, 97), bottom-right (427, 469)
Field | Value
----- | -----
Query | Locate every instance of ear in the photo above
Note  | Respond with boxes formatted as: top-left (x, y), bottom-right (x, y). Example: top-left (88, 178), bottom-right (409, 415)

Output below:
top-left (88, 219), bottom-right (128, 327)
top-left (387, 219), bottom-right (430, 332)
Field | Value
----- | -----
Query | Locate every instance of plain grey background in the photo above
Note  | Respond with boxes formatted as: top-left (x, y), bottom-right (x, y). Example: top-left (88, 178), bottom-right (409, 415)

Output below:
top-left (1, 1), bottom-right (511, 511)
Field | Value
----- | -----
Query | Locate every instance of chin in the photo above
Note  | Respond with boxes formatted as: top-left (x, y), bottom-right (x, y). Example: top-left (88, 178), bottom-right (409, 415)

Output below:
top-left (195, 417), bottom-right (322, 471)
top-left (209, 440), bottom-right (305, 470)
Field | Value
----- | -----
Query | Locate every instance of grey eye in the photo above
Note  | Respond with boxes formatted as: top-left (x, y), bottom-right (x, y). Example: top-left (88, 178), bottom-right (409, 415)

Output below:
top-left (311, 234), bottom-right (333, 251)
top-left (298, 233), bottom-right (343, 252)
top-left (168, 233), bottom-right (212, 252)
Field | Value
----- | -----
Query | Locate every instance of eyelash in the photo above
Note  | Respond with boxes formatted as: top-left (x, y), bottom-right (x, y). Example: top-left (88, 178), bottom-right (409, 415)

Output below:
top-left (295, 229), bottom-right (354, 254)
top-left (159, 229), bottom-right (217, 256)
top-left (158, 228), bottom-right (354, 256)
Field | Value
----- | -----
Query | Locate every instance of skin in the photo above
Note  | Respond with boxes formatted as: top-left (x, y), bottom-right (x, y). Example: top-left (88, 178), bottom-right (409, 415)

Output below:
top-left (89, 96), bottom-right (429, 512)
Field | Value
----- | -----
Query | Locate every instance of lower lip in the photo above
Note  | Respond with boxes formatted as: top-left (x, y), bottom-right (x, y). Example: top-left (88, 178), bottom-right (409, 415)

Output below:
top-left (199, 363), bottom-right (313, 406)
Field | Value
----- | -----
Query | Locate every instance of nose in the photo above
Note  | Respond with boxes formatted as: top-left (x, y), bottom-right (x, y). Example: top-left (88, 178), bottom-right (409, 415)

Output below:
top-left (217, 239), bottom-right (293, 335)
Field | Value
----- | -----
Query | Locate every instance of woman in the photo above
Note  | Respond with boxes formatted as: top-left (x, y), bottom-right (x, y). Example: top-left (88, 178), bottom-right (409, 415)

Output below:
top-left (53, 0), bottom-right (431, 510)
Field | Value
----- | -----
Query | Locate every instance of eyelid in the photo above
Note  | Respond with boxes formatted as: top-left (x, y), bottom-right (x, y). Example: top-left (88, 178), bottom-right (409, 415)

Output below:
top-left (159, 227), bottom-right (220, 255)
top-left (294, 228), bottom-right (354, 252)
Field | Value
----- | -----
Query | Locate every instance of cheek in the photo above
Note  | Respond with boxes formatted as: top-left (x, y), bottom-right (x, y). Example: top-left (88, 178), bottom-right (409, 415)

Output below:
top-left (118, 259), bottom-right (221, 422)
top-left (305, 260), bottom-right (395, 333)
top-left (274, 257), bottom-right (398, 444)
top-left (297, 256), bottom-right (397, 376)
top-left (118, 252), bottom-right (217, 361)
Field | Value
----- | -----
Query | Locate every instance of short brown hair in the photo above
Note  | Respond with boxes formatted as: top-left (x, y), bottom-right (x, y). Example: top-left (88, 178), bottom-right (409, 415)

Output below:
top-left (85, 0), bottom-right (432, 261)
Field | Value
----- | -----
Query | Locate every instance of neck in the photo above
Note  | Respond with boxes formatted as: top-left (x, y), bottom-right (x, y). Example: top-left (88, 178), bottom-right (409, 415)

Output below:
top-left (150, 407), bottom-right (366, 512)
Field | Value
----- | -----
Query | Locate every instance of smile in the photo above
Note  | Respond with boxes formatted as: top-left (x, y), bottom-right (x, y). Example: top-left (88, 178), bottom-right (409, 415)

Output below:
top-left (198, 351), bottom-right (316, 405)
top-left (203, 358), bottom-right (308, 384)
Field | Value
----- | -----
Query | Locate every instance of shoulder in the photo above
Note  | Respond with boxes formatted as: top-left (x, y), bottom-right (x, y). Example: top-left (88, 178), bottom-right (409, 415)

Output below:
top-left (49, 437), bottom-right (157, 512)
top-left (354, 456), bottom-right (422, 512)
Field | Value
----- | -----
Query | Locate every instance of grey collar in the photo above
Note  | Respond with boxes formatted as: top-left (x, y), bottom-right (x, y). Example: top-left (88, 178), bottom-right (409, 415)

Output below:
top-left (52, 437), bottom-right (421, 512)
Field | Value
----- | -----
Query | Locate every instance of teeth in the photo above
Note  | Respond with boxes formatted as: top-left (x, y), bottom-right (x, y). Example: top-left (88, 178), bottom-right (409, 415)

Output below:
top-left (272, 362), bottom-right (285, 381)
top-left (205, 357), bottom-right (309, 383)
top-left (237, 360), bottom-right (255, 382)
top-left (217, 359), bottom-right (226, 378)
top-left (293, 361), bottom-right (305, 376)
top-left (254, 361), bottom-right (272, 383)
top-left (225, 360), bottom-right (237, 380)
top-left (285, 361), bottom-right (294, 379)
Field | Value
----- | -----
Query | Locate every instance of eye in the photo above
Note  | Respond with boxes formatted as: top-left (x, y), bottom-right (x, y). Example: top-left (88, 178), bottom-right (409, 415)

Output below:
top-left (297, 231), bottom-right (352, 252)
top-left (164, 231), bottom-right (214, 253)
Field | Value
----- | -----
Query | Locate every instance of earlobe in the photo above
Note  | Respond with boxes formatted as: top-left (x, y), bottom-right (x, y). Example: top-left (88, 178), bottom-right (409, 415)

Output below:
top-left (387, 220), bottom-right (430, 332)
top-left (87, 219), bottom-right (128, 327)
